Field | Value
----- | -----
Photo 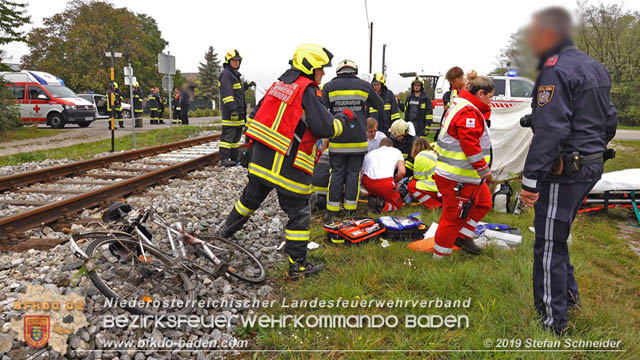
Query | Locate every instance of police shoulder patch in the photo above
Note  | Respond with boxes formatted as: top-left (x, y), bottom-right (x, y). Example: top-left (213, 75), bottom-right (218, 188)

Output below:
top-left (537, 85), bottom-right (555, 107)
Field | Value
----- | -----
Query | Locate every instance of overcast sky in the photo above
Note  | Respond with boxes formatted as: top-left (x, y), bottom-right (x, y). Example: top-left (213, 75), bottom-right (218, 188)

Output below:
top-left (3, 0), bottom-right (639, 93)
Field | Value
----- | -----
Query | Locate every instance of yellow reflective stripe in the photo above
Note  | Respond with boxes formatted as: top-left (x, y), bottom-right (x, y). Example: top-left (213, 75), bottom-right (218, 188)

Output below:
top-left (420, 104), bottom-right (426, 109)
top-left (406, 160), bottom-right (414, 170)
top-left (271, 103), bottom-right (287, 130)
top-left (233, 83), bottom-right (242, 89)
top-left (426, 115), bottom-right (434, 119)
top-left (327, 202), bottom-right (341, 211)
top-left (391, 113), bottom-right (400, 120)
top-left (248, 163), bottom-right (312, 195)
top-left (384, 104), bottom-right (391, 110)
top-left (235, 200), bottom-right (254, 216)
top-left (313, 185), bottom-right (328, 193)
top-left (294, 156), bottom-right (314, 174)
top-left (369, 108), bottom-right (378, 113)
top-left (272, 151), bottom-right (284, 172)
top-left (246, 122), bottom-right (290, 153)
top-left (436, 160), bottom-right (480, 179)
top-left (285, 229), bottom-right (310, 241)
top-left (333, 119), bottom-right (343, 138)
top-left (436, 147), bottom-right (468, 161)
top-left (220, 141), bottom-right (232, 149)
top-left (327, 89), bottom-right (369, 99)
top-left (246, 117), bottom-right (254, 127)
top-left (221, 119), bottom-right (245, 126)
top-left (223, 96), bottom-right (234, 103)
top-left (329, 142), bottom-right (367, 148)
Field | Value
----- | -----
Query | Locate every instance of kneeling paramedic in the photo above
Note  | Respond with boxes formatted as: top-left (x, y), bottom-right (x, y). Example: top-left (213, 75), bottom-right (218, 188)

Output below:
top-left (220, 44), bottom-right (354, 279)
top-left (408, 138), bottom-right (442, 210)
top-left (433, 71), bottom-right (494, 258)
top-left (519, 7), bottom-right (617, 336)
top-left (322, 59), bottom-right (384, 220)
top-left (361, 137), bottom-right (405, 212)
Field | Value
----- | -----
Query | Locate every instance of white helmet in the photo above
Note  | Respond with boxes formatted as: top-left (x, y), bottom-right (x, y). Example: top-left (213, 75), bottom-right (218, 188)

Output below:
top-left (336, 59), bottom-right (358, 75)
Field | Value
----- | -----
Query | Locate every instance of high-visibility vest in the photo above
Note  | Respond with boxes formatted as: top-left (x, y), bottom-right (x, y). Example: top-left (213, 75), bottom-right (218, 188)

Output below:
top-left (413, 150), bottom-right (438, 192)
top-left (435, 97), bottom-right (491, 184)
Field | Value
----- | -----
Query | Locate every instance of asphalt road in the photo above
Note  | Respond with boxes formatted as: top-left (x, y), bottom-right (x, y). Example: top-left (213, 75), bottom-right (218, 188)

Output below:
top-left (614, 129), bottom-right (640, 140)
top-left (0, 117), bottom-right (219, 157)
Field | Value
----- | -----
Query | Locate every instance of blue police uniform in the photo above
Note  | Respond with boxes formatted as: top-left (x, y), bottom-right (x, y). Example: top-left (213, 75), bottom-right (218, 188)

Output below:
top-left (521, 39), bottom-right (617, 335)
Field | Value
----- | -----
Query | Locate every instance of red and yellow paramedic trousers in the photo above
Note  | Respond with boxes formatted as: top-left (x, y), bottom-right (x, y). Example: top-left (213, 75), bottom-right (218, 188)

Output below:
top-left (433, 174), bottom-right (491, 257)
top-left (361, 175), bottom-right (403, 212)
top-left (408, 179), bottom-right (442, 210)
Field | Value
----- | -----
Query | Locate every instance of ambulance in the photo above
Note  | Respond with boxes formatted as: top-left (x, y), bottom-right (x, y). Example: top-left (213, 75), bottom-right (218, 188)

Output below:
top-left (1, 70), bottom-right (96, 128)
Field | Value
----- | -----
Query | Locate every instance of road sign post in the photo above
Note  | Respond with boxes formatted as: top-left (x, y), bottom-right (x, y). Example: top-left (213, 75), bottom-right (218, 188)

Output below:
top-left (124, 64), bottom-right (136, 147)
top-left (105, 51), bottom-right (122, 152)
top-left (158, 53), bottom-right (176, 130)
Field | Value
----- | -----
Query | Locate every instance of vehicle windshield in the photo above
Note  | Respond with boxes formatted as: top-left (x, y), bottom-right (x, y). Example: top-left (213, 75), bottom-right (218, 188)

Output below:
top-left (43, 85), bottom-right (77, 98)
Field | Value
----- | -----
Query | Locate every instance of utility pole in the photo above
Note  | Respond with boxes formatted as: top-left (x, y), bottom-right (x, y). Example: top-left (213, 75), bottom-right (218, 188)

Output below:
top-left (105, 51), bottom-right (122, 152)
top-left (382, 43), bottom-right (387, 77)
top-left (369, 22), bottom-right (373, 73)
top-left (124, 62), bottom-right (136, 147)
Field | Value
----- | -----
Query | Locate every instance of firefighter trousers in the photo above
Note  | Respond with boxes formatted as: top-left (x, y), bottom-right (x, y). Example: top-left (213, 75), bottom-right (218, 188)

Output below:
top-left (327, 153), bottom-right (364, 214)
top-left (223, 175), bottom-right (311, 261)
top-left (408, 179), bottom-right (442, 210)
top-left (533, 180), bottom-right (596, 334)
top-left (220, 125), bottom-right (243, 162)
top-left (433, 174), bottom-right (492, 257)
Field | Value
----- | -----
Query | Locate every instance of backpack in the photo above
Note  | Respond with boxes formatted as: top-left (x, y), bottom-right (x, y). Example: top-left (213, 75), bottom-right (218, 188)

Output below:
top-left (323, 218), bottom-right (385, 245)
top-left (378, 213), bottom-right (426, 241)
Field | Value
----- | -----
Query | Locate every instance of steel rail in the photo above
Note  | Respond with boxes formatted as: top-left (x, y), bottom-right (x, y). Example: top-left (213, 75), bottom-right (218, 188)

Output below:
top-left (0, 134), bottom-right (221, 192)
top-left (0, 149), bottom-right (222, 243)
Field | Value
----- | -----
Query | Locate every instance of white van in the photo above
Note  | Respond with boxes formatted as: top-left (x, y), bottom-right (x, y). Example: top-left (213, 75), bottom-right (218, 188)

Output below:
top-left (1, 70), bottom-right (96, 128)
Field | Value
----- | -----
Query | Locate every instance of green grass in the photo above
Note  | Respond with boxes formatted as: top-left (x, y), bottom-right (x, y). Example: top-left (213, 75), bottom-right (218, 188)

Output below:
top-left (616, 124), bottom-right (640, 130)
top-left (0, 125), bottom-right (219, 167)
top-left (247, 140), bottom-right (640, 359)
top-left (0, 124), bottom-right (66, 143)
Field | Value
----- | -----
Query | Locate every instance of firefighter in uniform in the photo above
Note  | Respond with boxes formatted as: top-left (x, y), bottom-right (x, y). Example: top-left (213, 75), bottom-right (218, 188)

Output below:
top-left (172, 88), bottom-right (181, 124)
top-left (106, 82), bottom-right (125, 129)
top-left (220, 44), bottom-right (354, 279)
top-left (404, 77), bottom-right (433, 139)
top-left (132, 82), bottom-right (144, 128)
top-left (322, 59), bottom-right (384, 220)
top-left (219, 49), bottom-right (255, 167)
top-left (433, 71), bottom-right (494, 258)
top-left (519, 7), bottom-right (617, 336)
top-left (369, 73), bottom-right (400, 136)
top-left (147, 88), bottom-right (160, 125)
top-left (158, 88), bottom-right (166, 124)
top-left (389, 119), bottom-right (416, 178)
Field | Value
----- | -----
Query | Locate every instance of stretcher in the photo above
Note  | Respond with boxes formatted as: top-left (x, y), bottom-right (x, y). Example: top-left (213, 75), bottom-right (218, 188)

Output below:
top-left (579, 169), bottom-right (640, 228)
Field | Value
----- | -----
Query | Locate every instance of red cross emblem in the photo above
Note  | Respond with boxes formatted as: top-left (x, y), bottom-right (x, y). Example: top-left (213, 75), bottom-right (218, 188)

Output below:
top-left (33, 105), bottom-right (41, 113)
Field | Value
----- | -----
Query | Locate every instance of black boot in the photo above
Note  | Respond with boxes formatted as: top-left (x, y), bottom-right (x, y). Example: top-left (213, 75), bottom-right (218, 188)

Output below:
top-left (119, 122), bottom-right (124, 128)
top-left (221, 159), bottom-right (236, 167)
top-left (454, 237), bottom-right (482, 255)
top-left (367, 196), bottom-right (378, 213)
top-left (325, 211), bottom-right (339, 223)
top-left (288, 258), bottom-right (325, 280)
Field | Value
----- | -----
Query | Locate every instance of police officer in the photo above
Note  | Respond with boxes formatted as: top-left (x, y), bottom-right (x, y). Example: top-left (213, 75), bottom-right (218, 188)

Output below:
top-left (220, 44), bottom-right (354, 279)
top-left (519, 7), bottom-right (617, 336)
top-left (404, 77), bottom-right (433, 139)
top-left (106, 82), bottom-right (125, 129)
top-left (132, 82), bottom-right (144, 128)
top-left (322, 59), bottom-right (384, 220)
top-left (147, 88), bottom-right (160, 125)
top-left (369, 73), bottom-right (400, 136)
top-left (219, 49), bottom-right (255, 166)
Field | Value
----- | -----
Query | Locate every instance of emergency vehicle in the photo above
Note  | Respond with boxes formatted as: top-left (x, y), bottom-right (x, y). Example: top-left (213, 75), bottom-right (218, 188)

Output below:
top-left (1, 70), bottom-right (96, 128)
top-left (400, 71), bottom-right (534, 119)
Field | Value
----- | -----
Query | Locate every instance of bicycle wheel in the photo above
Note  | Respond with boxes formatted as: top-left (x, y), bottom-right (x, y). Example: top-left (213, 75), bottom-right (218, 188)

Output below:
top-left (198, 237), bottom-right (267, 284)
top-left (80, 232), bottom-right (196, 316)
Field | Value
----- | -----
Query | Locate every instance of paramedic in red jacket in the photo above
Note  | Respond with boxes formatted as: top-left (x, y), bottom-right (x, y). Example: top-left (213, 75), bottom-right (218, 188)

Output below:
top-left (433, 71), bottom-right (494, 258)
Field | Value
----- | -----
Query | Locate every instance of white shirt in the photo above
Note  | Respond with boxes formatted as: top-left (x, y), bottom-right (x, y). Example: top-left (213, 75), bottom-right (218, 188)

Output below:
top-left (367, 131), bottom-right (387, 152)
top-left (363, 146), bottom-right (404, 180)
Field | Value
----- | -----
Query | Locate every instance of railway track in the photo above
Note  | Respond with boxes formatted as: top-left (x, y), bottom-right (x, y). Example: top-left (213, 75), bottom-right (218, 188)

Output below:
top-left (0, 134), bottom-right (225, 249)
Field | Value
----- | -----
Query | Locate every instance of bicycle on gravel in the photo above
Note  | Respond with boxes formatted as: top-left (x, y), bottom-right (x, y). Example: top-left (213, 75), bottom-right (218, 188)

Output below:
top-left (69, 201), bottom-right (266, 316)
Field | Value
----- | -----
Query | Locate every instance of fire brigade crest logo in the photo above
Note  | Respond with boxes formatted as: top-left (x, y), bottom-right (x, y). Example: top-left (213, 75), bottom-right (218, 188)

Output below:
top-left (537, 85), bottom-right (555, 107)
top-left (23, 315), bottom-right (50, 348)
